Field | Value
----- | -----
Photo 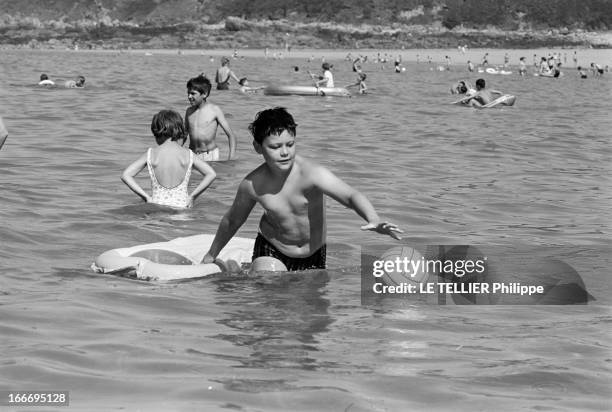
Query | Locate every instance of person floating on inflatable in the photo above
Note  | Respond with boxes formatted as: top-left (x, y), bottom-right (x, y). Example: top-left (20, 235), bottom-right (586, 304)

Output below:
top-left (238, 77), bottom-right (264, 93)
top-left (313, 62), bottom-right (334, 88)
top-left (38, 73), bottom-right (55, 86)
top-left (461, 78), bottom-right (503, 107)
top-left (201, 107), bottom-right (402, 273)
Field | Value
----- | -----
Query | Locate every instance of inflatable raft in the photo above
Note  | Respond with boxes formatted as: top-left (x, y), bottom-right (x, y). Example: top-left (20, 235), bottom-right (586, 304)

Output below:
top-left (263, 85), bottom-right (351, 97)
top-left (534, 71), bottom-right (562, 78)
top-left (482, 94), bottom-right (516, 108)
top-left (91, 234), bottom-right (254, 282)
top-left (485, 68), bottom-right (513, 75)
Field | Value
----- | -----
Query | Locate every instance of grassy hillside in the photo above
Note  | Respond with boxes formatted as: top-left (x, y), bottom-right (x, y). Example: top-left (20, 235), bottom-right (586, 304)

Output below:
top-left (1, 0), bottom-right (610, 49)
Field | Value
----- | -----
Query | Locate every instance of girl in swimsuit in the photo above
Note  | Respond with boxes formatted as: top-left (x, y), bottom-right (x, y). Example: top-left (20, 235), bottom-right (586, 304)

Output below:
top-left (121, 110), bottom-right (217, 209)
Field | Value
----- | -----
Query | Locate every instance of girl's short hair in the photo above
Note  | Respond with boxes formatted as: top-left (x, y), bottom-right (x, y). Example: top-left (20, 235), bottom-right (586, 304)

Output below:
top-left (248, 107), bottom-right (297, 144)
top-left (151, 110), bottom-right (186, 143)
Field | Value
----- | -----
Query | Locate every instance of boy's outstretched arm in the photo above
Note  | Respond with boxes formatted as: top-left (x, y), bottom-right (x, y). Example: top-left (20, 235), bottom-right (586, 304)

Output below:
top-left (188, 157), bottom-right (217, 205)
top-left (214, 106), bottom-right (237, 160)
top-left (121, 152), bottom-right (152, 202)
top-left (314, 166), bottom-right (403, 240)
top-left (201, 179), bottom-right (256, 263)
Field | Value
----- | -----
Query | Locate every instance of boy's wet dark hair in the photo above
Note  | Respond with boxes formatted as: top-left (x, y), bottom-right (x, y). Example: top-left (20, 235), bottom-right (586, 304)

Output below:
top-left (248, 107), bottom-right (297, 145)
top-left (151, 110), bottom-right (186, 144)
top-left (40, 73), bottom-right (49, 80)
top-left (239, 77), bottom-right (247, 86)
top-left (186, 74), bottom-right (212, 96)
top-left (475, 78), bottom-right (485, 88)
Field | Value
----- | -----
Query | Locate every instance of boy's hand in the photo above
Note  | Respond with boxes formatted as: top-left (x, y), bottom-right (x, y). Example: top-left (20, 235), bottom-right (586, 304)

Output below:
top-left (361, 222), bottom-right (403, 240)
top-left (201, 252), bottom-right (215, 264)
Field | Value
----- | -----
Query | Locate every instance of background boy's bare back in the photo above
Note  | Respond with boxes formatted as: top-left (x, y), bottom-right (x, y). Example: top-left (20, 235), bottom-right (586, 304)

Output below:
top-left (185, 102), bottom-right (236, 159)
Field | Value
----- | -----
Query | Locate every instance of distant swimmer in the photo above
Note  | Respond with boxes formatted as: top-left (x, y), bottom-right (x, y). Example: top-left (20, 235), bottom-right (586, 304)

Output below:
top-left (394, 55), bottom-right (403, 73)
top-left (38, 73), bottom-right (55, 86)
top-left (467, 60), bottom-right (474, 72)
top-left (518, 57), bottom-right (527, 76)
top-left (0, 116), bottom-right (8, 151)
top-left (215, 57), bottom-right (240, 90)
top-left (591, 62), bottom-right (604, 76)
top-left (346, 72), bottom-right (367, 94)
top-left (577, 66), bottom-right (588, 79)
top-left (539, 57), bottom-right (552, 75)
top-left (462, 78), bottom-right (503, 107)
top-left (65, 75), bottom-right (85, 88)
top-left (185, 74), bottom-right (237, 161)
top-left (481, 52), bottom-right (489, 66)
top-left (450, 80), bottom-right (475, 95)
top-left (238, 77), bottom-right (264, 93)
top-left (121, 110), bottom-right (216, 209)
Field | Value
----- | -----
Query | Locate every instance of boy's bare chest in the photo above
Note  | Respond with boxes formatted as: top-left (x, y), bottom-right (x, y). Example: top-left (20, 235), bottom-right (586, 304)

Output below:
top-left (257, 184), bottom-right (320, 215)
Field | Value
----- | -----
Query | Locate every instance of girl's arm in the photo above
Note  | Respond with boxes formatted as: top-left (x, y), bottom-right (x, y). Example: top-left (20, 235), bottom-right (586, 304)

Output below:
top-left (121, 152), bottom-right (151, 202)
top-left (188, 157), bottom-right (217, 205)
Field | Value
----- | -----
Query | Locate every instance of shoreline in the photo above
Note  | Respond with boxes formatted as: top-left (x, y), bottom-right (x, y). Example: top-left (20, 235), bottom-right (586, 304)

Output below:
top-left (3, 47), bottom-right (610, 67)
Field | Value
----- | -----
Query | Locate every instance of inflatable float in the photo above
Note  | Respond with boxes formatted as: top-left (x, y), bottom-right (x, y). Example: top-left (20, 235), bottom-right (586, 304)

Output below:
top-left (451, 94), bottom-right (516, 108)
top-left (534, 71), bottom-right (562, 78)
top-left (263, 85), bottom-right (351, 97)
top-left (485, 68), bottom-right (513, 75)
top-left (481, 94), bottom-right (516, 108)
top-left (91, 234), bottom-right (254, 282)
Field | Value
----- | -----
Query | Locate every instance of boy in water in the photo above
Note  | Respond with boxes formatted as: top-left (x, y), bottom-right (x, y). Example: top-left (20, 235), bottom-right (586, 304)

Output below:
top-left (465, 78), bottom-right (503, 107)
top-left (201, 107), bottom-right (402, 272)
top-left (185, 74), bottom-right (237, 161)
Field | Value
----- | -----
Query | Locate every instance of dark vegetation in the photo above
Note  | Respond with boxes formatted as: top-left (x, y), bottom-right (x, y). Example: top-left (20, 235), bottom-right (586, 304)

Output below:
top-left (1, 0), bottom-right (610, 49)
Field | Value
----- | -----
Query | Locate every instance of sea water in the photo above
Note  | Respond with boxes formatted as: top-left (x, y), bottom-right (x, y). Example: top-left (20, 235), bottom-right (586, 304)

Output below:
top-left (0, 48), bottom-right (611, 411)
